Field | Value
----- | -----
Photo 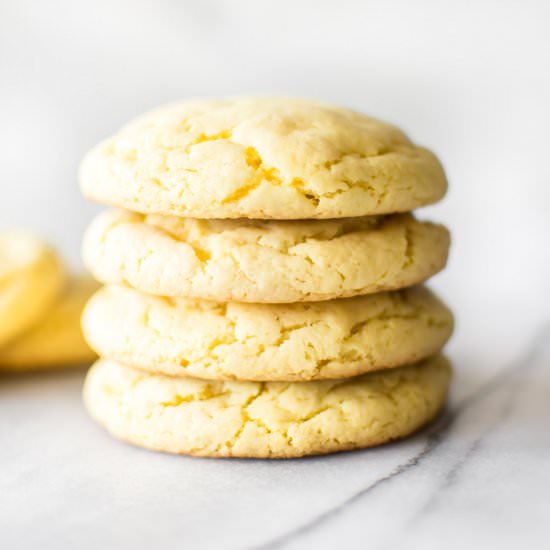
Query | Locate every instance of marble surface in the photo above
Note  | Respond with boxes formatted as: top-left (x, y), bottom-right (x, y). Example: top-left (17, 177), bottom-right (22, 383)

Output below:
top-left (1, 1), bottom-right (550, 548)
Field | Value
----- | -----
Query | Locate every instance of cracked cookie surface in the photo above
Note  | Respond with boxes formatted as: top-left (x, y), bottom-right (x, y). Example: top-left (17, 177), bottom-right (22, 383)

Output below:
top-left (83, 285), bottom-right (453, 381)
top-left (83, 355), bottom-right (451, 458)
top-left (0, 276), bottom-right (97, 371)
top-left (79, 97), bottom-right (447, 219)
top-left (0, 232), bottom-right (65, 347)
top-left (83, 209), bottom-right (450, 303)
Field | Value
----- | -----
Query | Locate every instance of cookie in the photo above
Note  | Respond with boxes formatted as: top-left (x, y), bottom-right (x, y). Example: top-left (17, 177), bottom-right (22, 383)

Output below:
top-left (79, 97), bottom-right (447, 219)
top-left (0, 231), bottom-right (65, 347)
top-left (82, 285), bottom-right (453, 381)
top-left (83, 355), bottom-right (451, 458)
top-left (83, 209), bottom-right (450, 303)
top-left (0, 277), bottom-right (98, 371)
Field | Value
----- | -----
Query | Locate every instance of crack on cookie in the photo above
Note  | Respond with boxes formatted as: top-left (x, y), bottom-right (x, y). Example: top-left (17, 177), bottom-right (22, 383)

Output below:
top-left (221, 146), bottom-right (397, 207)
top-left (150, 177), bottom-right (170, 191)
top-left (273, 321), bottom-right (316, 346)
top-left (227, 383), bottom-right (266, 448)
top-left (244, 147), bottom-right (283, 185)
top-left (323, 151), bottom-right (368, 169)
top-left (159, 384), bottom-right (232, 408)
top-left (221, 146), bottom-right (284, 204)
top-left (221, 181), bottom-right (262, 204)
top-left (403, 225), bottom-right (415, 269)
top-left (184, 129), bottom-right (233, 153)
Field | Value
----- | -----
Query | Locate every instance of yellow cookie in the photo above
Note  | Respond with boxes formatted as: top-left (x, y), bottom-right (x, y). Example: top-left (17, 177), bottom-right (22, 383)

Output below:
top-left (82, 285), bottom-right (453, 381)
top-left (0, 277), bottom-right (98, 371)
top-left (83, 355), bottom-right (451, 458)
top-left (83, 209), bottom-right (450, 303)
top-left (0, 231), bottom-right (65, 347)
top-left (80, 97), bottom-right (447, 219)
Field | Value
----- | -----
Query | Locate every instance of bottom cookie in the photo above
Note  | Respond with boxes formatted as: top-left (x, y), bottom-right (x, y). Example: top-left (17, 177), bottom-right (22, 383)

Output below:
top-left (83, 355), bottom-right (451, 458)
top-left (0, 277), bottom-right (98, 371)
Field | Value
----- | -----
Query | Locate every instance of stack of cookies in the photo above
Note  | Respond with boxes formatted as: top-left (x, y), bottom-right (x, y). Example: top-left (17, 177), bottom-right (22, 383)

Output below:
top-left (80, 98), bottom-right (453, 458)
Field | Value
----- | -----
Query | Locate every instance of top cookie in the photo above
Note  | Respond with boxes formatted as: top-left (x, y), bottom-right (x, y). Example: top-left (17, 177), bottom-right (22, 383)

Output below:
top-left (80, 98), bottom-right (447, 219)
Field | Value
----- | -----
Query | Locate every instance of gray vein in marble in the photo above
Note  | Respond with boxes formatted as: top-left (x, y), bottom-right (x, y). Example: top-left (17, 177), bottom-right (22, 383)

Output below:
top-left (250, 423), bottom-right (447, 550)
top-left (252, 322), bottom-right (550, 550)
top-left (379, 322), bottom-right (550, 549)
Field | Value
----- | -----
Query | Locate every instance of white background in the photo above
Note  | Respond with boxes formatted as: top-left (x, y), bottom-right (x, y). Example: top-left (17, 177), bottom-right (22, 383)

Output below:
top-left (1, 2), bottom-right (549, 548)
